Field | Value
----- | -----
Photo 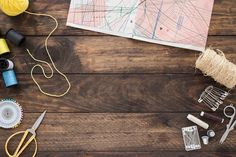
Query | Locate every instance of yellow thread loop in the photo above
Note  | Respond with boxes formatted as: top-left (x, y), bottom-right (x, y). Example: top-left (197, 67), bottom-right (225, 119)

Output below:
top-left (24, 11), bottom-right (71, 97)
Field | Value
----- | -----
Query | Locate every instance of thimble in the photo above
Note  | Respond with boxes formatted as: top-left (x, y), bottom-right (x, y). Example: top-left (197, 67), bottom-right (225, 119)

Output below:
top-left (201, 136), bottom-right (209, 145)
top-left (207, 130), bottom-right (216, 138)
top-left (5, 28), bottom-right (25, 46)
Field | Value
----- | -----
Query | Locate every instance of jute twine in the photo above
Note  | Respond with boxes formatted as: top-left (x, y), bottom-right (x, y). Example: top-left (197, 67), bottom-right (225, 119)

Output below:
top-left (196, 48), bottom-right (236, 89)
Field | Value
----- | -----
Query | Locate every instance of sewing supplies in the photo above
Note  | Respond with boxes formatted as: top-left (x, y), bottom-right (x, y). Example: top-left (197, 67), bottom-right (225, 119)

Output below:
top-left (0, 35), bottom-right (18, 87)
top-left (6, 28), bottom-right (25, 46)
top-left (2, 69), bottom-right (18, 87)
top-left (0, 38), bottom-right (10, 55)
top-left (219, 104), bottom-right (236, 144)
top-left (0, 1), bottom-right (71, 97)
top-left (187, 114), bottom-right (209, 129)
top-left (0, 58), bottom-right (14, 70)
top-left (201, 136), bottom-right (209, 145)
top-left (196, 48), bottom-right (236, 89)
top-left (0, 58), bottom-right (8, 70)
top-left (182, 126), bottom-right (201, 151)
top-left (5, 110), bottom-right (46, 157)
top-left (200, 130), bottom-right (216, 145)
top-left (207, 130), bottom-right (216, 138)
top-left (0, 99), bottom-right (22, 129)
top-left (67, 0), bottom-right (214, 51)
top-left (198, 85), bottom-right (229, 111)
top-left (200, 111), bottom-right (224, 123)
top-left (0, 0), bottom-right (29, 16)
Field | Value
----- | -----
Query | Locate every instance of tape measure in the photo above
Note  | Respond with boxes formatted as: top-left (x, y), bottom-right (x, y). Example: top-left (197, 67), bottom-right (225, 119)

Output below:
top-left (0, 99), bottom-right (23, 129)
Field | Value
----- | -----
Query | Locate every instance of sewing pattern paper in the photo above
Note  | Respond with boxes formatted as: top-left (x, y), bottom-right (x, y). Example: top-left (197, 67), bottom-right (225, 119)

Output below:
top-left (67, 0), bottom-right (214, 51)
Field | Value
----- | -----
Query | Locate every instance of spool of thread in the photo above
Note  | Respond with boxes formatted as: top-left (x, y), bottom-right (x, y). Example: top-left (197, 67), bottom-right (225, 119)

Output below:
top-left (0, 39), bottom-right (10, 55)
top-left (0, 58), bottom-right (14, 71)
top-left (187, 114), bottom-right (209, 129)
top-left (196, 48), bottom-right (236, 89)
top-left (5, 29), bottom-right (25, 46)
top-left (0, 0), bottom-right (72, 97)
top-left (2, 69), bottom-right (18, 87)
top-left (200, 111), bottom-right (224, 123)
top-left (0, 0), bottom-right (29, 16)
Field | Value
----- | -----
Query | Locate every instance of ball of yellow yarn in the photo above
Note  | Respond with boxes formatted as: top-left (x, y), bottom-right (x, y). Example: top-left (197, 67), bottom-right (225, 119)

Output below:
top-left (0, 0), bottom-right (29, 16)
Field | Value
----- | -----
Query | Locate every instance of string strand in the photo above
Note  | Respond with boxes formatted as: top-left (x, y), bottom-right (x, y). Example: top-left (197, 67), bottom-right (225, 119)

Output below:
top-left (24, 11), bottom-right (71, 97)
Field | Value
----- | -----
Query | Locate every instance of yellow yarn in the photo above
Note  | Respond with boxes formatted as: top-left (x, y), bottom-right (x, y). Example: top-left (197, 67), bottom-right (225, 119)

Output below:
top-left (0, 0), bottom-right (29, 16)
top-left (0, 0), bottom-right (71, 97)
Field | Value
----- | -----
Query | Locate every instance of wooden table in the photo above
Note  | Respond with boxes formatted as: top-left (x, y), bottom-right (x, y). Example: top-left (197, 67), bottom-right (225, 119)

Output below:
top-left (0, 0), bottom-right (235, 157)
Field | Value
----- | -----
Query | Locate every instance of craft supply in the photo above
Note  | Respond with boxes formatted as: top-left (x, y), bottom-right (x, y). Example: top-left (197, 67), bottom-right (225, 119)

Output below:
top-left (0, 0), bottom-right (29, 16)
top-left (220, 104), bottom-right (236, 144)
top-left (2, 69), bottom-right (18, 87)
top-left (201, 136), bottom-right (209, 145)
top-left (0, 58), bottom-right (14, 70)
top-left (0, 99), bottom-right (22, 129)
top-left (187, 114), bottom-right (209, 129)
top-left (198, 85), bottom-right (229, 111)
top-left (67, 0), bottom-right (214, 51)
top-left (0, 58), bottom-right (8, 70)
top-left (5, 111), bottom-right (46, 157)
top-left (0, 38), bottom-right (10, 55)
top-left (200, 111), bottom-right (224, 123)
top-left (182, 126), bottom-right (201, 151)
top-left (5, 28), bottom-right (25, 46)
top-left (196, 48), bottom-right (236, 89)
top-left (207, 130), bottom-right (216, 138)
top-left (0, 0), bottom-right (71, 97)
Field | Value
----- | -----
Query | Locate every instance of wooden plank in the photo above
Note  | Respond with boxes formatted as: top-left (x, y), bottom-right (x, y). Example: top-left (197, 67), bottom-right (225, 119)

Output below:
top-left (0, 0), bottom-right (235, 35)
top-left (8, 36), bottom-right (236, 74)
top-left (3, 152), bottom-right (234, 157)
top-left (1, 74), bottom-right (235, 113)
top-left (0, 113), bottom-right (232, 153)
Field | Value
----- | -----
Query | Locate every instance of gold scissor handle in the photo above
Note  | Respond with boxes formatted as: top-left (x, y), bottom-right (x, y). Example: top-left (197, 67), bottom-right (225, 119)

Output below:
top-left (5, 130), bottom-right (37, 157)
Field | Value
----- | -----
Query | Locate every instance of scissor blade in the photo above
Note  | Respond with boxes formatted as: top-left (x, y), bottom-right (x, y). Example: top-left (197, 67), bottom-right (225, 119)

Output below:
top-left (220, 130), bottom-right (230, 144)
top-left (31, 110), bottom-right (46, 131)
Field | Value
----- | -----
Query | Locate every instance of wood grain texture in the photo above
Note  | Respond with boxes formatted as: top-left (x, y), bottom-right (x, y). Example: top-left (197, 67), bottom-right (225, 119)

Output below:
top-left (0, 113), bottom-right (233, 154)
top-left (1, 74), bottom-right (235, 113)
top-left (6, 152), bottom-right (236, 157)
top-left (0, 0), bottom-right (235, 157)
top-left (6, 36), bottom-right (236, 74)
top-left (0, 0), bottom-right (235, 36)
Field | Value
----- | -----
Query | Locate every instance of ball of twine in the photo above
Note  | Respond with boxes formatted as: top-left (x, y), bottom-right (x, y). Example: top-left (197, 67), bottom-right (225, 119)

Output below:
top-left (0, 0), bottom-right (29, 16)
top-left (196, 48), bottom-right (236, 89)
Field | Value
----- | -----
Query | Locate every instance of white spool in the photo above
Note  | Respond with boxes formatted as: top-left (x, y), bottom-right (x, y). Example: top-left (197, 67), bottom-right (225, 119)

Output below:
top-left (187, 114), bottom-right (209, 129)
top-left (6, 59), bottom-right (14, 70)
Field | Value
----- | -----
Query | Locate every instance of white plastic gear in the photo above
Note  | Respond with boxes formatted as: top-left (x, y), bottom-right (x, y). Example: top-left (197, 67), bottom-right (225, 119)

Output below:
top-left (0, 99), bottom-right (23, 129)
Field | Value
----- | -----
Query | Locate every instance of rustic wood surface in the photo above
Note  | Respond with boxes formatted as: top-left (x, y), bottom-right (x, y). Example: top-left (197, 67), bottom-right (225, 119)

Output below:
top-left (0, 0), bottom-right (235, 157)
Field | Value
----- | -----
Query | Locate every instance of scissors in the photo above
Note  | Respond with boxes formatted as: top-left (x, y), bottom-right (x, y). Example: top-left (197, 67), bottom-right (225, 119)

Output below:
top-left (5, 111), bottom-right (46, 157)
top-left (220, 104), bottom-right (236, 144)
